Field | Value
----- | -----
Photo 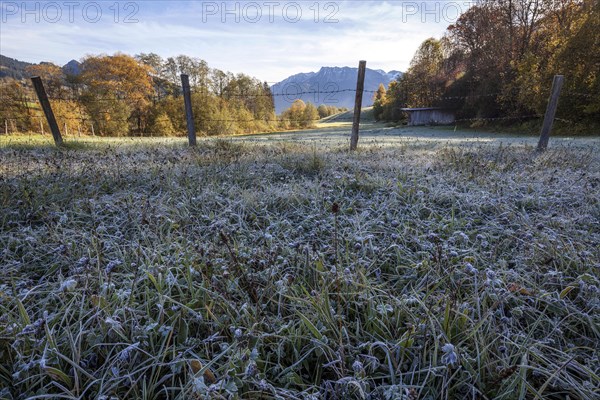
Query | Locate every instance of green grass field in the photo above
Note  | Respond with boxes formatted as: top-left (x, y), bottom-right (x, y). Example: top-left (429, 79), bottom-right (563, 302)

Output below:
top-left (1, 124), bottom-right (599, 399)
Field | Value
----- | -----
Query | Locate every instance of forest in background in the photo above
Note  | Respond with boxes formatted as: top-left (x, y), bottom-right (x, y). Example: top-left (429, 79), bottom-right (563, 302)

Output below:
top-left (0, 53), bottom-right (342, 136)
top-left (374, 0), bottom-right (599, 130)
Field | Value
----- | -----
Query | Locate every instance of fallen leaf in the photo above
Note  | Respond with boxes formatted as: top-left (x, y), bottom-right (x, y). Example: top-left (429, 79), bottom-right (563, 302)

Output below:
top-left (560, 286), bottom-right (575, 299)
top-left (190, 359), bottom-right (216, 384)
top-left (507, 283), bottom-right (533, 296)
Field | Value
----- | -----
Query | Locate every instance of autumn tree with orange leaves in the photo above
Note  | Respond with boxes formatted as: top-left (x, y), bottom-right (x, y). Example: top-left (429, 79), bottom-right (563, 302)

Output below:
top-left (80, 53), bottom-right (154, 135)
top-left (380, 0), bottom-right (599, 129)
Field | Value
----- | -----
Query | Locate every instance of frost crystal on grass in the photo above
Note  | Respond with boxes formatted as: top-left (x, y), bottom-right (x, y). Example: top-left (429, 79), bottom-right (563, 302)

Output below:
top-left (100, 282), bottom-right (115, 294)
top-left (441, 343), bottom-right (458, 366)
top-left (59, 278), bottom-right (77, 292)
top-left (75, 256), bottom-right (89, 269)
top-left (144, 322), bottom-right (158, 332)
top-left (105, 259), bottom-right (122, 274)
top-left (105, 317), bottom-right (121, 331)
top-left (454, 231), bottom-right (469, 243)
top-left (485, 269), bottom-right (502, 287)
top-left (465, 262), bottom-right (477, 275)
top-left (403, 296), bottom-right (419, 306)
top-left (275, 279), bottom-right (287, 294)
top-left (158, 325), bottom-right (172, 337)
top-left (234, 328), bottom-right (243, 339)
top-left (376, 304), bottom-right (393, 315)
top-left (192, 376), bottom-right (208, 395)
top-left (116, 288), bottom-right (131, 301)
top-left (258, 379), bottom-right (269, 390)
top-left (165, 270), bottom-right (177, 286)
top-left (118, 342), bottom-right (140, 362)
top-left (19, 319), bottom-right (43, 336)
top-left (245, 361), bottom-right (258, 378)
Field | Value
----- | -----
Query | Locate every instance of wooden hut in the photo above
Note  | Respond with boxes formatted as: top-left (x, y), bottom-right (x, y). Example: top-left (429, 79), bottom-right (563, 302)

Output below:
top-left (400, 108), bottom-right (455, 126)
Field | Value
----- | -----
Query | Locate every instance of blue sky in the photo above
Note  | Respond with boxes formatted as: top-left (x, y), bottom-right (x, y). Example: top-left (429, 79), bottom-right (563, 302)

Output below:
top-left (0, 1), bottom-right (474, 82)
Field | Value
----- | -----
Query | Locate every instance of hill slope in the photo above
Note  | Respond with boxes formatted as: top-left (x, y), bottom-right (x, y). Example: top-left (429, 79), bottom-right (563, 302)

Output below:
top-left (0, 55), bottom-right (35, 80)
top-left (0, 54), bottom-right (81, 80)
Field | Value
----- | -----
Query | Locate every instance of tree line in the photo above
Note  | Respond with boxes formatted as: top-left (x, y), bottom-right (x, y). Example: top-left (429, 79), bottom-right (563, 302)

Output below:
top-left (278, 101), bottom-right (348, 129)
top-left (374, 0), bottom-right (599, 129)
top-left (0, 53), bottom-right (333, 136)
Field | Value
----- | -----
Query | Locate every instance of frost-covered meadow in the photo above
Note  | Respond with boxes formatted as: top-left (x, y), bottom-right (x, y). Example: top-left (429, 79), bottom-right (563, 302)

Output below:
top-left (1, 127), bottom-right (599, 399)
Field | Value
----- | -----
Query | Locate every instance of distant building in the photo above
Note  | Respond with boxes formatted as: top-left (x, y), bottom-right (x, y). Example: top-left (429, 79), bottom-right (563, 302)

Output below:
top-left (400, 108), bottom-right (455, 126)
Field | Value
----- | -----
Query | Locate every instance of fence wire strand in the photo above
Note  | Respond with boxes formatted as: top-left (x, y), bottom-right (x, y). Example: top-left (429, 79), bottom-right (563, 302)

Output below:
top-left (2, 81), bottom-right (597, 137)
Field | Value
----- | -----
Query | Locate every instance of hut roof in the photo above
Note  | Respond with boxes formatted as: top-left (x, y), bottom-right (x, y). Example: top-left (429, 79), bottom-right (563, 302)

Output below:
top-left (399, 107), bottom-right (448, 111)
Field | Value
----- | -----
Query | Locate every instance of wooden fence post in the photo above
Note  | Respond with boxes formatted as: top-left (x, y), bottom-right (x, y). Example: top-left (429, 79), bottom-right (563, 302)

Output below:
top-left (31, 76), bottom-right (63, 146)
top-left (537, 75), bottom-right (564, 151)
top-left (350, 60), bottom-right (367, 151)
top-left (181, 74), bottom-right (197, 146)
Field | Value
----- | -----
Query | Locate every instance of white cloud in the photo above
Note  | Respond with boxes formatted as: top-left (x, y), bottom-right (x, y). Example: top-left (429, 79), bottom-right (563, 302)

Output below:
top-left (0, 1), bottom-right (469, 81)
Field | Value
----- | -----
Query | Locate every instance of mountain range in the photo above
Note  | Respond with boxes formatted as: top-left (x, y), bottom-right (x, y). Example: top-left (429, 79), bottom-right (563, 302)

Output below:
top-left (271, 67), bottom-right (402, 114)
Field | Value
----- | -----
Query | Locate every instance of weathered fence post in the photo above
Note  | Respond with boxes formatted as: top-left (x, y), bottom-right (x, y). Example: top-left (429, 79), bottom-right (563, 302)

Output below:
top-left (350, 60), bottom-right (367, 151)
top-left (39, 117), bottom-right (45, 135)
top-left (31, 76), bottom-right (63, 146)
top-left (537, 75), bottom-right (564, 151)
top-left (181, 74), bottom-right (197, 146)
top-left (4, 119), bottom-right (7, 135)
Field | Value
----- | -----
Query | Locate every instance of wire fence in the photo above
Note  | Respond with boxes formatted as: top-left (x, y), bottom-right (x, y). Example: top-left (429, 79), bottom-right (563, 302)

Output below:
top-left (1, 81), bottom-right (596, 139)
top-left (14, 87), bottom-right (378, 103)
top-left (15, 88), bottom-right (589, 103)
top-left (2, 85), bottom-right (364, 137)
